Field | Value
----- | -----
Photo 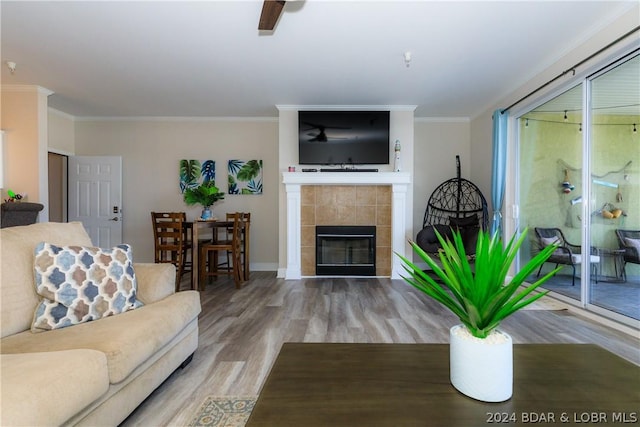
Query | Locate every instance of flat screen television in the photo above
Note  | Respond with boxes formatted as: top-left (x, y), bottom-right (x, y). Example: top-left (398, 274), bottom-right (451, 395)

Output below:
top-left (298, 111), bottom-right (390, 165)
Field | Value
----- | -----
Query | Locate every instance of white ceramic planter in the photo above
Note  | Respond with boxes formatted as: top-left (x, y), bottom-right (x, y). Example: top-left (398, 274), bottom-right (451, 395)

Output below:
top-left (449, 324), bottom-right (513, 402)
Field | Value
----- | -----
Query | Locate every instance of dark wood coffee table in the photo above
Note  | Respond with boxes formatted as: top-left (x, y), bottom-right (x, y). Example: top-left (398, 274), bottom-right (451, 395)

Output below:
top-left (246, 343), bottom-right (639, 426)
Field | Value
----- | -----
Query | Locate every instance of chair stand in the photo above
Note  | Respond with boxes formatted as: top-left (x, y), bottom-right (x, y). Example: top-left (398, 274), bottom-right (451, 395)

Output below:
top-left (536, 259), bottom-right (599, 287)
top-left (199, 213), bottom-right (245, 289)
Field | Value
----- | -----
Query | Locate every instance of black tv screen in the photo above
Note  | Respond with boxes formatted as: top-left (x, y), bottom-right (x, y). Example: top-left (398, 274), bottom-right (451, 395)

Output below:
top-left (298, 111), bottom-right (390, 165)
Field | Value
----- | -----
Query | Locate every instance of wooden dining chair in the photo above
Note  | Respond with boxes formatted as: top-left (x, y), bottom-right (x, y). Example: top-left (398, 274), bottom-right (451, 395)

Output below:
top-left (221, 212), bottom-right (251, 280)
top-left (199, 213), bottom-right (245, 289)
top-left (151, 212), bottom-right (192, 291)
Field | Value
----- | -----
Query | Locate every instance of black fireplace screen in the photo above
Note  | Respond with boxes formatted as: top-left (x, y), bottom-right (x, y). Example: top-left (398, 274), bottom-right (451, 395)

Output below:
top-left (316, 225), bottom-right (376, 276)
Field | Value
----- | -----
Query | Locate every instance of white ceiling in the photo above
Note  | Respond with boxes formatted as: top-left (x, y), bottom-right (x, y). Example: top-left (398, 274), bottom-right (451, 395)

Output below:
top-left (1, 1), bottom-right (637, 118)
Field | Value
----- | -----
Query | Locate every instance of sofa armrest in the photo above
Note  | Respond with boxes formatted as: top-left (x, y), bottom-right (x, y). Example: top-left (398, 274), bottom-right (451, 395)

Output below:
top-left (134, 263), bottom-right (176, 304)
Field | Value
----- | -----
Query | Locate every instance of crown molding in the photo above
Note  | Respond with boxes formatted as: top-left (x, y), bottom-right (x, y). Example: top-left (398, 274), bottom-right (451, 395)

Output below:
top-left (414, 116), bottom-right (470, 123)
top-left (73, 116), bottom-right (278, 122)
top-left (276, 105), bottom-right (417, 112)
top-left (1, 85), bottom-right (54, 96)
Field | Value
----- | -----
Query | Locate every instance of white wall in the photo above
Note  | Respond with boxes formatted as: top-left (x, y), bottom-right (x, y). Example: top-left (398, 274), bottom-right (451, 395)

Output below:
top-left (391, 109), bottom-right (416, 259)
top-left (413, 118), bottom-right (471, 235)
top-left (74, 118), bottom-right (279, 269)
top-left (48, 108), bottom-right (75, 154)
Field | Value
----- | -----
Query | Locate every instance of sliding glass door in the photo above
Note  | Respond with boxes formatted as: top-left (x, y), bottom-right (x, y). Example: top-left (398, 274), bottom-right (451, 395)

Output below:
top-left (588, 55), bottom-right (640, 320)
top-left (518, 84), bottom-right (586, 302)
top-left (516, 52), bottom-right (639, 325)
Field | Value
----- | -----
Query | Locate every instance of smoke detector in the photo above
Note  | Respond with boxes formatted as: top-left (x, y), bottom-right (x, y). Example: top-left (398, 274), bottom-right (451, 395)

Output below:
top-left (403, 52), bottom-right (412, 67)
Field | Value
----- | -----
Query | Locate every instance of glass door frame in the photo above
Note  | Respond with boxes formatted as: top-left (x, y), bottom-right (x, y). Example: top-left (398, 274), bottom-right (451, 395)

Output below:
top-left (583, 53), bottom-right (639, 327)
top-left (505, 44), bottom-right (640, 329)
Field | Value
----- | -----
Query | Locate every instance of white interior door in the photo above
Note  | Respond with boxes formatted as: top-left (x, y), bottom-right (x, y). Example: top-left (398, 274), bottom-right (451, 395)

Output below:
top-left (68, 156), bottom-right (122, 247)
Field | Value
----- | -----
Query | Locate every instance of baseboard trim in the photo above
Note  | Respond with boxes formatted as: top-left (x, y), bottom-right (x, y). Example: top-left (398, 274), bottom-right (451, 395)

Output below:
top-left (249, 262), bottom-right (279, 272)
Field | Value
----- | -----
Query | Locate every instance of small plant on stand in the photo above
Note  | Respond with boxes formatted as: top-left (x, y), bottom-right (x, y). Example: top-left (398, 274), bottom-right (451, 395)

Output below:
top-left (183, 181), bottom-right (225, 220)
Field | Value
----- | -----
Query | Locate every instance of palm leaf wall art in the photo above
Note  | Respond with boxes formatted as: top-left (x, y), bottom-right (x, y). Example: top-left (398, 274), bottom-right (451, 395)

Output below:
top-left (201, 160), bottom-right (216, 182)
top-left (228, 160), bottom-right (263, 195)
top-left (179, 159), bottom-right (216, 193)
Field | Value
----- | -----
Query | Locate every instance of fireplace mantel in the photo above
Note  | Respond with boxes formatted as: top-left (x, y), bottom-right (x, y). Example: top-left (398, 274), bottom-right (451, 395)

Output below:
top-left (283, 171), bottom-right (411, 186)
top-left (282, 171), bottom-right (411, 280)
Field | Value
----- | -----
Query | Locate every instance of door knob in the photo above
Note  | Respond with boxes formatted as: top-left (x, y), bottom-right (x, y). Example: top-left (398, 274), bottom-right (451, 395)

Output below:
top-left (109, 217), bottom-right (120, 222)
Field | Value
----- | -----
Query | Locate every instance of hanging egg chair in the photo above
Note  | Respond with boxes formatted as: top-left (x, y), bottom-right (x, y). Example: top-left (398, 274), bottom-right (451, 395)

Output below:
top-left (416, 156), bottom-right (489, 256)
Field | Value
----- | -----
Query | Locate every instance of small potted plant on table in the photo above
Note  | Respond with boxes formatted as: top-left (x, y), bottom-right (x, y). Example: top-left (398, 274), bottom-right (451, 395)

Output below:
top-left (183, 181), bottom-right (225, 220)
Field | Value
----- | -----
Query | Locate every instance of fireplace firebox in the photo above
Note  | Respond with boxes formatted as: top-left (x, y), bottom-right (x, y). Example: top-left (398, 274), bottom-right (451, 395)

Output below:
top-left (316, 225), bottom-right (376, 276)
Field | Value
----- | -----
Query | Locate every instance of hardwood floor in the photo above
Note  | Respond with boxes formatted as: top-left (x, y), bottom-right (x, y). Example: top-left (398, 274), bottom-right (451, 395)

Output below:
top-left (121, 272), bottom-right (640, 426)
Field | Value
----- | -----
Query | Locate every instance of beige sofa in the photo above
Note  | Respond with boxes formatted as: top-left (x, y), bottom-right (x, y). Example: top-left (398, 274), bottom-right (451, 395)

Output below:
top-left (0, 222), bottom-right (201, 426)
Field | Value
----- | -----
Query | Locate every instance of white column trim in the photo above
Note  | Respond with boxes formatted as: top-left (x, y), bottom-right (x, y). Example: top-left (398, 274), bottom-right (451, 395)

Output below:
top-left (391, 182), bottom-right (409, 279)
top-left (285, 183), bottom-right (302, 280)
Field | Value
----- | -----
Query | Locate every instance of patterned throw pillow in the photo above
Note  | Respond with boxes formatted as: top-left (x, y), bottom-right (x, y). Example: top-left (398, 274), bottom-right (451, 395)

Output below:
top-left (32, 242), bottom-right (143, 332)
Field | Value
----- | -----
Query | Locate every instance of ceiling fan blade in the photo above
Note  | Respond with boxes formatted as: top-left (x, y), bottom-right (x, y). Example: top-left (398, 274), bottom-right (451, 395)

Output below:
top-left (259, 0), bottom-right (286, 31)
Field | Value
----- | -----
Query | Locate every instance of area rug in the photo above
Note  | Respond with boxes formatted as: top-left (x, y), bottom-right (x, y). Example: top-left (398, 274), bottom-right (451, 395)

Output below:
top-left (188, 396), bottom-right (256, 427)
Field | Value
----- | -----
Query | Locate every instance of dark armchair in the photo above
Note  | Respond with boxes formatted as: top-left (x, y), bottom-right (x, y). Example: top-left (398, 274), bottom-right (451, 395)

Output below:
top-left (534, 227), bottom-right (600, 286)
top-left (615, 229), bottom-right (640, 281)
top-left (1, 202), bottom-right (45, 228)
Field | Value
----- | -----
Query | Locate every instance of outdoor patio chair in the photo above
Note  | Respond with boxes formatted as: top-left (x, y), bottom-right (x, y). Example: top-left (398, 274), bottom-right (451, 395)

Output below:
top-left (615, 229), bottom-right (640, 282)
top-left (534, 227), bottom-right (599, 286)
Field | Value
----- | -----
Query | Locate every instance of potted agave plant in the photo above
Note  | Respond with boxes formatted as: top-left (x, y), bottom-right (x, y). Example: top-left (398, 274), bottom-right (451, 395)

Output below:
top-left (183, 181), bottom-right (225, 220)
top-left (397, 228), bottom-right (559, 402)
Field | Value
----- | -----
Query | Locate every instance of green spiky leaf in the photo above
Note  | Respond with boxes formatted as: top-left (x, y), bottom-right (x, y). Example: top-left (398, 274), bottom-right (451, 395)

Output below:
top-left (396, 228), bottom-right (560, 338)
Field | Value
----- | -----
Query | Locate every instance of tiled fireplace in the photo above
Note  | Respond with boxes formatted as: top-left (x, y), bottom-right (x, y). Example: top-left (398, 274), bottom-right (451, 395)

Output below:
top-left (282, 172), bottom-right (411, 279)
top-left (315, 225), bottom-right (377, 276)
top-left (303, 186), bottom-right (391, 276)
